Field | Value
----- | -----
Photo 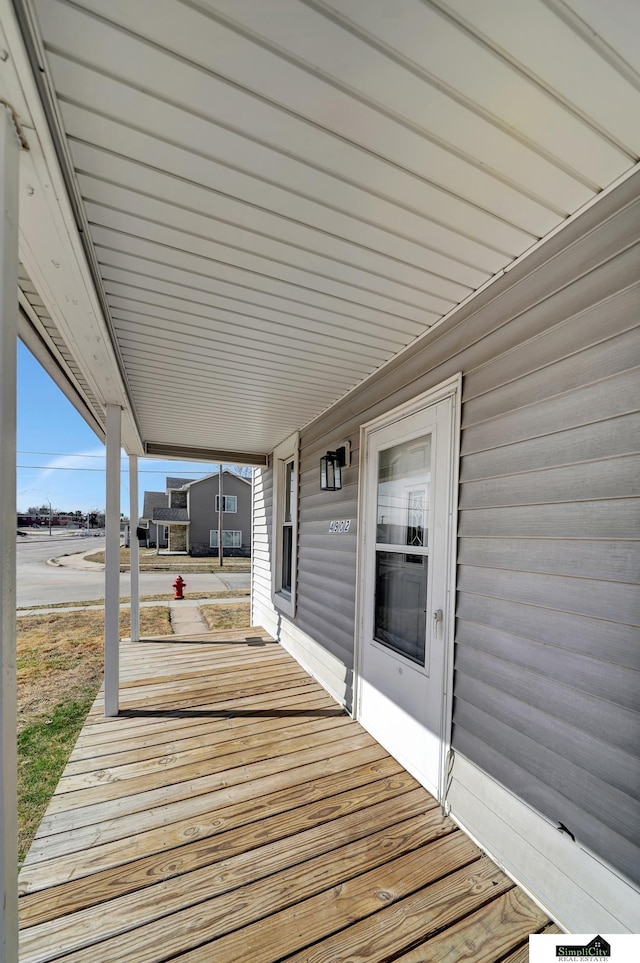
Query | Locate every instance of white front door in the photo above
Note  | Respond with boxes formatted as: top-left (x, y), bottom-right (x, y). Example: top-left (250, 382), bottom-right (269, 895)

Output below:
top-left (358, 390), bottom-right (457, 799)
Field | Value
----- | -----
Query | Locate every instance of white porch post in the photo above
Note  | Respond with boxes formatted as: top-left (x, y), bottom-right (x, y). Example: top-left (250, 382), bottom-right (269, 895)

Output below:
top-left (104, 405), bottom-right (121, 716)
top-left (0, 106), bottom-right (20, 960)
top-left (129, 454), bottom-right (140, 643)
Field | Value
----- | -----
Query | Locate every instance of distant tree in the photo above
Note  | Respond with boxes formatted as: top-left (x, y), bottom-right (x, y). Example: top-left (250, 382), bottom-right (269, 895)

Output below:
top-left (28, 503), bottom-right (57, 516)
top-left (230, 466), bottom-right (253, 480)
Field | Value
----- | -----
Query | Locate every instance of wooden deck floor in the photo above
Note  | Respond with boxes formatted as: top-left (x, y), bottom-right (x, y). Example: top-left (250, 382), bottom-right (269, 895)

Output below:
top-left (18, 628), bottom-right (557, 962)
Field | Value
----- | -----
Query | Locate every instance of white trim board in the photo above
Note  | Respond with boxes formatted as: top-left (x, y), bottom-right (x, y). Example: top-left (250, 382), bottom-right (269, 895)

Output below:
top-left (448, 753), bottom-right (640, 934)
top-left (275, 616), bottom-right (352, 711)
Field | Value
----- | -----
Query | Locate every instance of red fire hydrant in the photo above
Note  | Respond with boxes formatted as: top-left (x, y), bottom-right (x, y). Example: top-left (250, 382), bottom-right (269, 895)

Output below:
top-left (173, 575), bottom-right (186, 600)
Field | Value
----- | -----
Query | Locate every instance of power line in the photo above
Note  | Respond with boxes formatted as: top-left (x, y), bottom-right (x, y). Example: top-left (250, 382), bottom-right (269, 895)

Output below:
top-left (17, 450), bottom-right (106, 458)
top-left (17, 465), bottom-right (216, 474)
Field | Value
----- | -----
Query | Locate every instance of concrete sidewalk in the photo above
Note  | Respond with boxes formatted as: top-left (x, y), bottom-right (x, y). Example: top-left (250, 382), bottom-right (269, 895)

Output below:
top-left (169, 599), bottom-right (209, 634)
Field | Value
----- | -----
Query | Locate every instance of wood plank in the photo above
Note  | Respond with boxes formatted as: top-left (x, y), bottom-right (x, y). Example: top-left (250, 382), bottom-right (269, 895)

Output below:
top-left (282, 877), bottom-right (543, 963)
top-left (64, 694), bottom-right (335, 772)
top-left (20, 760), bottom-right (409, 913)
top-left (36, 834), bottom-right (483, 963)
top-left (391, 887), bottom-right (549, 962)
top-left (39, 725), bottom-right (374, 823)
top-left (24, 742), bottom-right (390, 865)
top-left (170, 848), bottom-right (503, 963)
top-left (116, 652), bottom-right (291, 685)
top-left (20, 807), bottom-right (453, 962)
top-left (80, 679), bottom-right (324, 735)
top-left (54, 714), bottom-right (353, 795)
top-left (102, 671), bottom-right (317, 713)
top-left (501, 923), bottom-right (563, 963)
top-left (73, 685), bottom-right (335, 744)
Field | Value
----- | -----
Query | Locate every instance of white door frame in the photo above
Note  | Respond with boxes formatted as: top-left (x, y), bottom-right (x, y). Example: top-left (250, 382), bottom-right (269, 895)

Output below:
top-left (354, 373), bottom-right (461, 804)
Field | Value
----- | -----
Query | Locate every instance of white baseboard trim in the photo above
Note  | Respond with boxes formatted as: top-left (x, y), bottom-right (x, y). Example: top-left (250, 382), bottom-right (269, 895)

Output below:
top-left (276, 618), bottom-right (352, 710)
top-left (448, 753), bottom-right (640, 933)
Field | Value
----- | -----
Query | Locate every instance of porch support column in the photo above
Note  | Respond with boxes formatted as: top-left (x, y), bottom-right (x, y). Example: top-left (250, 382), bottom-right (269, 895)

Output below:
top-left (129, 454), bottom-right (140, 642)
top-left (0, 105), bottom-right (19, 960)
top-left (104, 405), bottom-right (122, 716)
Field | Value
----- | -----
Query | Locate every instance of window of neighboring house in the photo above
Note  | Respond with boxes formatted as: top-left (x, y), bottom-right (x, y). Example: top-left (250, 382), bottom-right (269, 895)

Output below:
top-left (163, 526), bottom-right (169, 540)
top-left (272, 433), bottom-right (298, 617)
top-left (210, 530), bottom-right (242, 548)
top-left (215, 494), bottom-right (237, 513)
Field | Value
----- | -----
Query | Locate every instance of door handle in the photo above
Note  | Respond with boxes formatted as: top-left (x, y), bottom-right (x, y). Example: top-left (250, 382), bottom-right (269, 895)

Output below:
top-left (432, 609), bottom-right (443, 636)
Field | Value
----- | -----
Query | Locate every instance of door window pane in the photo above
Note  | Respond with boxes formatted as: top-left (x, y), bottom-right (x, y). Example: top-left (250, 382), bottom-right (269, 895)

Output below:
top-left (377, 436), bottom-right (430, 547)
top-left (374, 551), bottom-right (427, 665)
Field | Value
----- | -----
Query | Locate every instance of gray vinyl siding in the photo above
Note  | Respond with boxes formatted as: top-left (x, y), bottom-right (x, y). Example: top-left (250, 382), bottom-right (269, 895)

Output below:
top-left (251, 466), bottom-right (276, 635)
top-left (259, 173), bottom-right (640, 888)
top-left (296, 440), bottom-right (359, 675)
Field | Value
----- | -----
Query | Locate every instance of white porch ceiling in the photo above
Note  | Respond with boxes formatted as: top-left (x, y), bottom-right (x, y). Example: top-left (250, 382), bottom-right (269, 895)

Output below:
top-left (6, 0), bottom-right (640, 459)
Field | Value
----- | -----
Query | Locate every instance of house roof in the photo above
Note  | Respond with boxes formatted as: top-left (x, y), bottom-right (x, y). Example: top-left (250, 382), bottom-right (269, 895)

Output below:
top-left (5, 0), bottom-right (640, 460)
top-left (152, 507), bottom-right (190, 524)
top-left (180, 469), bottom-right (252, 490)
top-left (141, 491), bottom-right (168, 520)
top-left (165, 477), bottom-right (196, 492)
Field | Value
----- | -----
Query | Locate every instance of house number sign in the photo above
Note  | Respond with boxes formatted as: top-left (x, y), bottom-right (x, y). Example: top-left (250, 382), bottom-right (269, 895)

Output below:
top-left (328, 520), bottom-right (351, 533)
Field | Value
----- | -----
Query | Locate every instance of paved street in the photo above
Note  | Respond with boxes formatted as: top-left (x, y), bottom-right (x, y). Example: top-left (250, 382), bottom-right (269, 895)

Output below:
top-left (16, 534), bottom-right (250, 608)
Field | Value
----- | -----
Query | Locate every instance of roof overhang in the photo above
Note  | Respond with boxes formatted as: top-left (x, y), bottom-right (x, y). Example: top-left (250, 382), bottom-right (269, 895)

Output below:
top-left (2, 0), bottom-right (638, 459)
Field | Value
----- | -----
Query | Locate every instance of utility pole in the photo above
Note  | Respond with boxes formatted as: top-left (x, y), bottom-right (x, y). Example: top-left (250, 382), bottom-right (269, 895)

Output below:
top-left (47, 499), bottom-right (52, 536)
top-left (218, 464), bottom-right (223, 568)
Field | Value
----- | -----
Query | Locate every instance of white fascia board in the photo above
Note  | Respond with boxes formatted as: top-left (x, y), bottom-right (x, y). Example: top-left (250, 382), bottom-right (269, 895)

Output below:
top-left (0, 2), bottom-right (143, 454)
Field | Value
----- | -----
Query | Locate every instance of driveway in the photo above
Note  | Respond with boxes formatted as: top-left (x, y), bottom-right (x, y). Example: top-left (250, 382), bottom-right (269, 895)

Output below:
top-left (16, 534), bottom-right (250, 608)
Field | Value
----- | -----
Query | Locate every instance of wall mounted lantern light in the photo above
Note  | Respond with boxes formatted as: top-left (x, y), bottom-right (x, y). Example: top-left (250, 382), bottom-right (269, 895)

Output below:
top-left (320, 445), bottom-right (348, 491)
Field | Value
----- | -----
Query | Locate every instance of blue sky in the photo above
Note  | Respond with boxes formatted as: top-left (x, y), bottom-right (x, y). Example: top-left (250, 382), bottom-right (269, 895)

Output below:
top-left (17, 342), bottom-right (224, 516)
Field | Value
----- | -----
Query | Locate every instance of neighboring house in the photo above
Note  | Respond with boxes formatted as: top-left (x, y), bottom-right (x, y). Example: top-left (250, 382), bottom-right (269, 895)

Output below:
top-left (139, 491), bottom-right (169, 549)
top-left (143, 471), bottom-right (251, 555)
top-left (156, 476), bottom-right (194, 553)
top-left (185, 470), bottom-right (252, 557)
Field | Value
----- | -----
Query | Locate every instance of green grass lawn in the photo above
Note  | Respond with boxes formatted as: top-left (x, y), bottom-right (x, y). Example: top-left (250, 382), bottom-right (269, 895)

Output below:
top-left (18, 692), bottom-right (97, 863)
